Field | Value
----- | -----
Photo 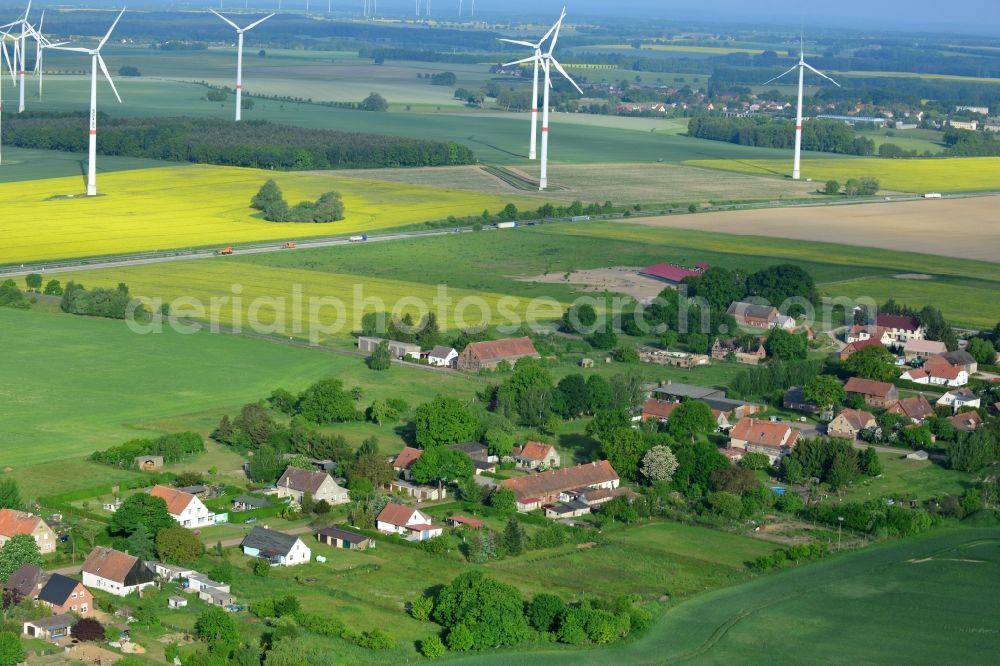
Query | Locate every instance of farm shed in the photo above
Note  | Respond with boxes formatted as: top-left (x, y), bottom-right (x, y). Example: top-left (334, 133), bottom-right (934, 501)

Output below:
top-left (316, 526), bottom-right (374, 550)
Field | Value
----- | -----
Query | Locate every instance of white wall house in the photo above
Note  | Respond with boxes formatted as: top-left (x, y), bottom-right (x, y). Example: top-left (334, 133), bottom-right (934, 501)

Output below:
top-left (241, 527), bottom-right (312, 566)
top-left (81, 547), bottom-right (156, 597)
top-left (150, 485), bottom-right (215, 528)
top-left (376, 504), bottom-right (443, 541)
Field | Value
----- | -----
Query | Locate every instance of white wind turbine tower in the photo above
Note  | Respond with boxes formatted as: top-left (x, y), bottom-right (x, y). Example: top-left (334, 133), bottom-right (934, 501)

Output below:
top-left (49, 8), bottom-right (126, 197)
top-left (210, 9), bottom-right (274, 122)
top-left (33, 11), bottom-right (64, 97)
top-left (762, 35), bottom-right (840, 180)
top-left (0, 28), bottom-right (17, 165)
top-left (535, 11), bottom-right (581, 190)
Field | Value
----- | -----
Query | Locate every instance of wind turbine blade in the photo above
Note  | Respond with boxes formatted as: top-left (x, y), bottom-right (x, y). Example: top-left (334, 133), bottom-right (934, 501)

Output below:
top-left (210, 9), bottom-right (241, 31)
top-left (98, 53), bottom-right (122, 103)
top-left (23, 0), bottom-right (31, 22)
top-left (243, 13), bottom-right (275, 31)
top-left (98, 8), bottom-right (126, 50)
top-left (550, 57), bottom-right (582, 94)
top-left (762, 65), bottom-right (798, 86)
top-left (0, 39), bottom-right (14, 84)
top-left (49, 46), bottom-right (93, 54)
top-left (502, 55), bottom-right (538, 67)
top-left (537, 10), bottom-right (563, 47)
top-left (547, 13), bottom-right (566, 56)
top-left (802, 62), bottom-right (840, 87)
top-left (38, 9), bottom-right (43, 34)
top-left (498, 38), bottom-right (535, 48)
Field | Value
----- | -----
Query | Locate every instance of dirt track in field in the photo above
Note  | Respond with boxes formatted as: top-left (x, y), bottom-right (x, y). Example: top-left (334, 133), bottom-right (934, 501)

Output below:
top-left (623, 196), bottom-right (1000, 263)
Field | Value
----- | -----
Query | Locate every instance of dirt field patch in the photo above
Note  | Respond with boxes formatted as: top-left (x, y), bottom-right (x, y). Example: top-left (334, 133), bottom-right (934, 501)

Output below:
top-left (518, 266), bottom-right (665, 302)
top-left (895, 273), bottom-right (933, 280)
top-left (622, 196), bottom-right (1000, 263)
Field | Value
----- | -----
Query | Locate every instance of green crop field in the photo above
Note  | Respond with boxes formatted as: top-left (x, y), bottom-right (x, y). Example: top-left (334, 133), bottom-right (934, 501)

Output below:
top-left (449, 527), bottom-right (1000, 665)
top-left (855, 128), bottom-right (947, 155)
top-left (684, 156), bottom-right (1000, 193)
top-left (0, 308), bottom-right (482, 468)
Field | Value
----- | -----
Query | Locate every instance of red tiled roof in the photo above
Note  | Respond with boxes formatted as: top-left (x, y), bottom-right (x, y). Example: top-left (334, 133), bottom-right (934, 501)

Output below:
top-left (948, 412), bottom-right (983, 432)
top-left (642, 398), bottom-right (680, 420)
top-left (461, 337), bottom-right (539, 363)
top-left (730, 418), bottom-right (799, 449)
top-left (82, 547), bottom-right (140, 584)
top-left (841, 338), bottom-right (884, 358)
top-left (638, 262), bottom-right (707, 283)
top-left (832, 408), bottom-right (876, 431)
top-left (876, 313), bottom-right (921, 332)
top-left (923, 356), bottom-right (962, 381)
top-left (377, 503), bottom-right (430, 528)
top-left (149, 485), bottom-right (195, 516)
top-left (0, 509), bottom-right (41, 539)
top-left (845, 377), bottom-right (896, 398)
top-left (888, 395), bottom-right (934, 421)
top-left (277, 468), bottom-right (330, 494)
top-left (901, 368), bottom-right (929, 381)
top-left (501, 461), bottom-right (619, 501)
top-left (392, 447), bottom-right (423, 470)
top-left (448, 515), bottom-right (483, 529)
top-left (515, 441), bottom-right (555, 461)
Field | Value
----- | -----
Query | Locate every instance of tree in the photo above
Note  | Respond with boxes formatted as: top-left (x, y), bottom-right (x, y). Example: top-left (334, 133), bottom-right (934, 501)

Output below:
top-left (640, 445), bottom-right (679, 483)
top-left (710, 466), bottom-right (757, 494)
top-left (490, 487), bottom-right (517, 514)
top-left (126, 524), bottom-right (157, 561)
top-left (0, 632), bottom-right (24, 666)
top-left (859, 447), bottom-right (882, 477)
top-left (108, 493), bottom-right (174, 538)
top-left (708, 491), bottom-right (742, 519)
top-left (157, 526), bottom-right (205, 565)
top-left (600, 428), bottom-right (650, 481)
top-left (586, 375), bottom-right (613, 413)
top-left (43, 279), bottom-right (63, 296)
top-left (349, 453), bottom-right (394, 488)
top-left (823, 179), bottom-right (840, 195)
top-left (360, 92), bottom-right (389, 111)
top-left (232, 402), bottom-right (277, 448)
top-left (845, 345), bottom-right (899, 382)
top-left (421, 635), bottom-right (446, 658)
top-left (251, 179), bottom-right (283, 211)
top-left (24, 273), bottom-right (42, 292)
top-left (803, 375), bottom-right (846, 412)
top-left (410, 447), bottom-right (474, 484)
top-left (195, 606), bottom-right (240, 646)
top-left (765, 329), bottom-right (808, 361)
top-left (0, 534), bottom-right (41, 582)
top-left (556, 374), bottom-right (590, 417)
top-left (368, 340), bottom-right (392, 370)
top-left (485, 429), bottom-right (515, 457)
top-left (414, 396), bottom-right (478, 447)
top-left (527, 593), bottom-right (566, 632)
top-left (433, 571), bottom-right (530, 649)
top-left (72, 617), bottom-right (106, 642)
top-left (0, 480), bottom-right (21, 510)
top-left (667, 400), bottom-right (717, 440)
top-left (248, 445), bottom-right (284, 484)
top-left (267, 388), bottom-right (298, 415)
top-left (298, 379), bottom-right (359, 424)
top-left (826, 451), bottom-right (859, 490)
top-left (410, 595), bottom-right (433, 621)
top-left (740, 452), bottom-right (771, 470)
top-left (501, 518), bottom-right (526, 557)
top-left (967, 337), bottom-right (996, 366)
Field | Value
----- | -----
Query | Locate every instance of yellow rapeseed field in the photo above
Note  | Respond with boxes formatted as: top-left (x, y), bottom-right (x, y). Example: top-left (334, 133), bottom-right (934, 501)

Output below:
top-left (60, 262), bottom-right (566, 340)
top-left (683, 157), bottom-right (1000, 193)
top-left (1, 164), bottom-right (527, 264)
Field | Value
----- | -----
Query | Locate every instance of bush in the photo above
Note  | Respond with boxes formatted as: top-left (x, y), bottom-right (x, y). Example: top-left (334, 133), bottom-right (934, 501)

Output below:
top-left (356, 629), bottom-right (395, 650)
top-left (71, 617), bottom-right (105, 642)
top-left (410, 595), bottom-right (433, 621)
top-left (420, 634), bottom-right (446, 658)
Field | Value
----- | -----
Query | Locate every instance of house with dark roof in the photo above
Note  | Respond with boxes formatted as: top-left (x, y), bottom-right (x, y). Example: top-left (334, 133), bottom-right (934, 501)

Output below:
top-left (4, 564), bottom-right (45, 600)
top-left (936, 388), bottom-right (981, 413)
top-left (0, 509), bottom-right (57, 554)
top-left (276, 467), bottom-right (348, 505)
top-left (38, 574), bottom-right (93, 616)
top-left (357, 336), bottom-right (421, 360)
top-left (783, 386), bottom-right (819, 414)
top-left (426, 346), bottom-right (458, 368)
top-left (887, 395), bottom-right (935, 423)
top-left (500, 461), bottom-right (620, 513)
top-left (875, 313), bottom-right (925, 345)
top-left (231, 494), bottom-right (271, 512)
top-left (651, 383), bottom-right (725, 401)
top-left (317, 526), bottom-right (374, 550)
top-left (81, 547), bottom-right (155, 597)
top-left (637, 262), bottom-right (709, 285)
top-left (844, 377), bottom-right (899, 408)
top-left (941, 350), bottom-right (978, 375)
top-left (729, 418), bottom-right (800, 463)
top-left (827, 409), bottom-right (876, 440)
top-left (376, 503), bottom-right (443, 541)
top-left (512, 442), bottom-right (561, 469)
top-left (241, 527), bottom-right (311, 566)
top-left (448, 442), bottom-right (493, 463)
top-left (150, 485), bottom-right (215, 529)
top-left (456, 337), bottom-right (540, 372)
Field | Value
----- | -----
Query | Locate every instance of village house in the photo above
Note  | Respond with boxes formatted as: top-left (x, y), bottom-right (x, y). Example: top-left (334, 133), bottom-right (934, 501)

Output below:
top-left (902, 339), bottom-right (947, 361)
top-left (637, 261), bottom-right (709, 286)
top-left (23, 615), bottom-right (74, 641)
top-left (827, 409), bottom-right (877, 440)
top-left (920, 356), bottom-right (969, 387)
top-left (711, 337), bottom-right (767, 365)
top-left (0, 509), bottom-right (57, 555)
top-left (448, 442), bottom-right (495, 463)
top-left (844, 377), bottom-right (899, 408)
top-left (81, 547), bottom-right (156, 597)
top-left (376, 503), bottom-right (443, 541)
top-left (948, 411), bottom-right (984, 433)
top-left (149, 485), bottom-right (215, 529)
top-left (357, 336), bottom-right (421, 360)
top-left (887, 394), bottom-right (935, 423)
top-left (456, 337), bottom-right (541, 372)
top-left (940, 350), bottom-right (978, 376)
top-left (275, 467), bottom-right (349, 505)
top-left (200, 586), bottom-right (237, 608)
top-left (316, 526), bottom-right (374, 550)
top-left (512, 441), bottom-right (561, 469)
top-left (641, 398), bottom-right (680, 422)
top-left (849, 314), bottom-right (925, 349)
top-left (241, 527), bottom-right (312, 566)
top-left (729, 418), bottom-right (801, 463)
top-left (4, 565), bottom-right (46, 601)
top-left (391, 446), bottom-right (424, 479)
top-left (936, 388), bottom-right (982, 413)
top-left (37, 574), bottom-right (93, 616)
top-left (727, 302), bottom-right (779, 329)
top-left (426, 346), bottom-right (459, 368)
top-left (500, 460), bottom-right (620, 513)
top-left (185, 573), bottom-right (230, 595)
top-left (147, 561), bottom-right (196, 582)
top-left (839, 338), bottom-right (884, 361)
top-left (384, 478), bottom-right (447, 501)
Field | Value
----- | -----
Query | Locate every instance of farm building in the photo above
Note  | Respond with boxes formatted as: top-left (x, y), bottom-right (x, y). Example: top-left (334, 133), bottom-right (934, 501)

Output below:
top-left (316, 526), bottom-right (374, 550)
top-left (456, 337), bottom-right (540, 372)
top-left (447, 515), bottom-right (484, 529)
top-left (168, 596), bottom-right (188, 609)
top-left (241, 527), bottom-right (312, 566)
top-left (887, 395), bottom-right (935, 423)
top-left (727, 302), bottom-right (793, 330)
top-left (652, 383), bottom-right (725, 401)
top-left (729, 418), bottom-right (800, 463)
top-left (637, 261), bottom-right (709, 285)
top-left (426, 346), bottom-right (458, 367)
top-left (384, 479), bottom-right (447, 501)
top-left (783, 387), bottom-right (819, 414)
top-left (200, 586), bottom-right (237, 607)
top-left (231, 494), bottom-right (271, 512)
top-left (376, 504), bottom-right (442, 541)
top-left (23, 614), bottom-right (74, 641)
top-left (940, 350), bottom-right (978, 375)
top-left (641, 398), bottom-right (680, 422)
top-left (500, 460), bottom-right (620, 513)
top-left (711, 337), bottom-right (766, 364)
top-left (0, 509), bottom-right (57, 554)
top-left (357, 336), bottom-right (421, 360)
top-left (902, 339), bottom-right (947, 360)
top-left (275, 467), bottom-right (349, 505)
top-left (81, 547), bottom-right (155, 597)
top-left (134, 455), bottom-right (164, 471)
top-left (844, 377), bottom-right (899, 408)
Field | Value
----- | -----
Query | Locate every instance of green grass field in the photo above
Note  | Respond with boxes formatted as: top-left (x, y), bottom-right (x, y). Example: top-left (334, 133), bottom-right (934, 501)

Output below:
top-left (0, 308), bottom-right (481, 467)
top-left (449, 527), bottom-right (1000, 664)
top-left (685, 156), bottom-right (1000, 193)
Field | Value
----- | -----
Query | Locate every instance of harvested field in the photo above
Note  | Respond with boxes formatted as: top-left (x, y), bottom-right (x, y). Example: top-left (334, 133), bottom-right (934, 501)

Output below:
top-left (518, 266), bottom-right (665, 303)
top-left (620, 196), bottom-right (1000, 263)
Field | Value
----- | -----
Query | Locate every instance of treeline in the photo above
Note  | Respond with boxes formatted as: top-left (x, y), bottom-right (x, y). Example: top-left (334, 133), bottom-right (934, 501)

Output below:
top-left (943, 127), bottom-right (1000, 157)
top-left (91, 432), bottom-right (205, 468)
top-left (729, 358), bottom-right (825, 400)
top-left (688, 116), bottom-right (875, 156)
top-left (4, 115), bottom-right (476, 170)
top-left (61, 281), bottom-right (141, 320)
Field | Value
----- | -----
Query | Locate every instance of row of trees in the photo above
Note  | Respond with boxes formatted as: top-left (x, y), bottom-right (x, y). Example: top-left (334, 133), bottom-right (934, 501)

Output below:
top-left (250, 180), bottom-right (345, 223)
top-left (90, 432), bottom-right (205, 467)
top-left (688, 116), bottom-right (876, 156)
top-left (6, 114), bottom-right (476, 170)
top-left (60, 281), bottom-right (139, 320)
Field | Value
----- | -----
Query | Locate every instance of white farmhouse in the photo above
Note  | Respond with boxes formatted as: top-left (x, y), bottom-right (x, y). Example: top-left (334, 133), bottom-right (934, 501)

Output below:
top-left (150, 485), bottom-right (215, 528)
top-left (81, 547), bottom-right (156, 597)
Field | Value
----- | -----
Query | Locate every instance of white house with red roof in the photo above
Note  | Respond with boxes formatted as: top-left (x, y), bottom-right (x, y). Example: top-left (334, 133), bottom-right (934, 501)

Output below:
top-left (920, 356), bottom-right (969, 387)
top-left (376, 503), bottom-right (442, 541)
top-left (149, 485), bottom-right (215, 528)
top-left (848, 314), bottom-right (925, 350)
top-left (729, 418), bottom-right (800, 463)
top-left (391, 446), bottom-right (424, 480)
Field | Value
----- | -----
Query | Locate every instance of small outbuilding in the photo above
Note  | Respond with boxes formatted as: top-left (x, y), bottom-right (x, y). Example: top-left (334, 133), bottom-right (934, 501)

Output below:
top-left (906, 450), bottom-right (929, 461)
top-left (23, 614), bottom-right (74, 641)
top-left (167, 596), bottom-right (188, 609)
top-left (316, 526), bottom-right (374, 550)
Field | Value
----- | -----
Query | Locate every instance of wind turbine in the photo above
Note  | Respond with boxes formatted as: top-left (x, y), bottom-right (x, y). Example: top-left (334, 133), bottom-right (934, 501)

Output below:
top-left (33, 11), bottom-right (64, 97)
top-left (210, 9), bottom-right (274, 122)
top-left (49, 8), bottom-right (126, 197)
top-left (535, 11), bottom-right (581, 190)
top-left (0, 28), bottom-right (17, 165)
top-left (762, 35), bottom-right (840, 180)
top-left (498, 11), bottom-right (563, 160)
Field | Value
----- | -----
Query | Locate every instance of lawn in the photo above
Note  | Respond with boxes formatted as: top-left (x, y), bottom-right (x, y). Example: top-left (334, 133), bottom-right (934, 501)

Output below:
top-left (450, 527), bottom-right (1000, 664)
top-left (837, 452), bottom-right (971, 504)
top-left (684, 156), bottom-right (1000, 193)
top-left (0, 308), bottom-right (482, 467)
top-left (0, 163), bottom-right (532, 264)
